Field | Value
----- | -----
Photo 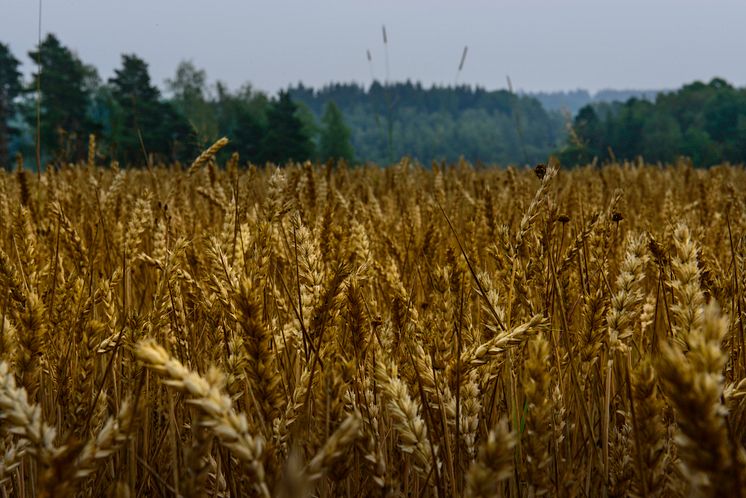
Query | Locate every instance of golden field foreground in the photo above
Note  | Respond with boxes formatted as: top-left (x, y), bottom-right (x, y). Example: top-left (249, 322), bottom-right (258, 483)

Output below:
top-left (0, 153), bottom-right (745, 498)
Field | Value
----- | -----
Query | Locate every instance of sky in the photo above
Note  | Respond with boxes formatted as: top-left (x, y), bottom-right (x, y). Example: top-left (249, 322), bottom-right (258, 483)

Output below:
top-left (2, 0), bottom-right (745, 96)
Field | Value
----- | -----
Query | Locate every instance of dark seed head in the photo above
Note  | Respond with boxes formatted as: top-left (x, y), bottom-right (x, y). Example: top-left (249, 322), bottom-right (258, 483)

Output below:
top-left (611, 212), bottom-right (623, 222)
top-left (534, 163), bottom-right (547, 179)
top-left (558, 214), bottom-right (571, 224)
top-left (648, 236), bottom-right (667, 266)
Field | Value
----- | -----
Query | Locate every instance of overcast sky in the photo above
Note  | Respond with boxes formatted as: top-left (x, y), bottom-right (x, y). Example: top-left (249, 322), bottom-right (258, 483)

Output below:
top-left (2, 0), bottom-right (745, 96)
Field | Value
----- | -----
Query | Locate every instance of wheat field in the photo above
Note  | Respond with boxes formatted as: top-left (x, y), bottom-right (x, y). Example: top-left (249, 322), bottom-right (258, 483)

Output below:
top-left (0, 144), bottom-right (745, 497)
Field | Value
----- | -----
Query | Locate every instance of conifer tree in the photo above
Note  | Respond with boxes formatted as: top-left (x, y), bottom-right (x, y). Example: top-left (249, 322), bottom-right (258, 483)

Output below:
top-left (260, 91), bottom-right (314, 164)
top-left (0, 42), bottom-right (22, 169)
top-left (319, 101), bottom-right (354, 163)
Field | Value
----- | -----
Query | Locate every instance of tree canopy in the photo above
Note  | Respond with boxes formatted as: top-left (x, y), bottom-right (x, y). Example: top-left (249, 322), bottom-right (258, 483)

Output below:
top-left (4, 33), bottom-right (746, 169)
top-left (27, 34), bottom-right (96, 162)
top-left (109, 54), bottom-right (196, 164)
top-left (559, 78), bottom-right (746, 167)
top-left (0, 42), bottom-right (22, 169)
top-left (166, 61), bottom-right (218, 147)
top-left (319, 101), bottom-right (354, 163)
top-left (289, 81), bottom-right (565, 165)
top-left (261, 91), bottom-right (315, 164)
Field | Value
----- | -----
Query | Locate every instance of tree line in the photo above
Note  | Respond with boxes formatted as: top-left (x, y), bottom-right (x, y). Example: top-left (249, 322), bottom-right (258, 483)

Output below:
top-left (559, 78), bottom-right (746, 167)
top-left (0, 35), bottom-right (353, 169)
top-left (288, 82), bottom-right (566, 165)
top-left (0, 34), bottom-right (568, 169)
top-left (3, 34), bottom-right (746, 169)
top-left (529, 89), bottom-right (662, 115)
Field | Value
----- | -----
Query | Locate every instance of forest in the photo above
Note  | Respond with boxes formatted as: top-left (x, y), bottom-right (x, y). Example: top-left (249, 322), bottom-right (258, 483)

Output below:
top-left (288, 82), bottom-right (565, 164)
top-left (560, 78), bottom-right (746, 167)
top-left (2, 34), bottom-right (746, 168)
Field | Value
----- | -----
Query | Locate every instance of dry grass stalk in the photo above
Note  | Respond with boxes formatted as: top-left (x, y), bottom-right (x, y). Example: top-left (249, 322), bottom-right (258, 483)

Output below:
top-left (188, 137), bottom-right (229, 175)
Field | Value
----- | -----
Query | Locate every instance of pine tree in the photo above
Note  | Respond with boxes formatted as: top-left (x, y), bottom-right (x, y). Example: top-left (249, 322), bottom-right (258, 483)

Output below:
top-left (28, 34), bottom-right (94, 162)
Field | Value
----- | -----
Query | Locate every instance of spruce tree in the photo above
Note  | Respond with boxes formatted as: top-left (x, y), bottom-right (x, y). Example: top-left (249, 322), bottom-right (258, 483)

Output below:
top-left (109, 54), bottom-right (195, 164)
top-left (260, 91), bottom-right (313, 164)
top-left (319, 101), bottom-right (354, 163)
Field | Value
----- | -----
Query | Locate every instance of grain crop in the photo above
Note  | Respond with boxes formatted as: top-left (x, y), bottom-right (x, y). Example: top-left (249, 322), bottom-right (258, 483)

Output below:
top-left (0, 149), bottom-right (745, 497)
